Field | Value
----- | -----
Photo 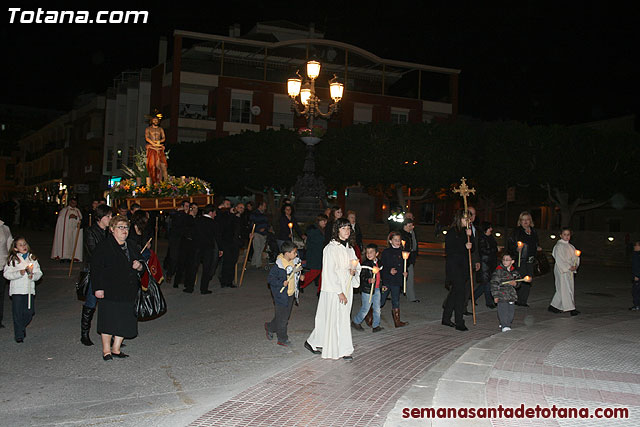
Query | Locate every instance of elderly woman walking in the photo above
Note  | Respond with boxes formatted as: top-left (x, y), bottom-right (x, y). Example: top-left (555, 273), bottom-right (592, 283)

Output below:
top-left (92, 215), bottom-right (143, 360)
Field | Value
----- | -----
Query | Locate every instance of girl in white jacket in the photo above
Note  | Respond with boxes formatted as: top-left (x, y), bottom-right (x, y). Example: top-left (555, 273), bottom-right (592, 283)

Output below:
top-left (3, 237), bottom-right (43, 343)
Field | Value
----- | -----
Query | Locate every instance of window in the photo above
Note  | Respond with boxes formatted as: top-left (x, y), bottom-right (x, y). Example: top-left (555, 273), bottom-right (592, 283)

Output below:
top-left (116, 148), bottom-right (123, 169)
top-left (230, 91), bottom-right (252, 124)
top-left (272, 95), bottom-right (294, 129)
top-left (391, 109), bottom-right (409, 124)
top-left (353, 104), bottom-right (372, 124)
top-left (106, 149), bottom-right (113, 171)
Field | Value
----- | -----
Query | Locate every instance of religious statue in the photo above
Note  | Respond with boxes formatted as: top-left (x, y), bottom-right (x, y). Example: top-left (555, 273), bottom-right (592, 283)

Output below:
top-left (145, 110), bottom-right (168, 184)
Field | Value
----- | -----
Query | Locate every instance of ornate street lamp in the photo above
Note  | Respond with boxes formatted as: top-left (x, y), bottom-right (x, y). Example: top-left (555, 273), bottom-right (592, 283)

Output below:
top-left (287, 60), bottom-right (344, 127)
top-left (287, 60), bottom-right (345, 221)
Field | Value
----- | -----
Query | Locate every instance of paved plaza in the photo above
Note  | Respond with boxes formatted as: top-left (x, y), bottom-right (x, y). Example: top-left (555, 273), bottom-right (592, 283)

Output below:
top-left (0, 229), bottom-right (637, 426)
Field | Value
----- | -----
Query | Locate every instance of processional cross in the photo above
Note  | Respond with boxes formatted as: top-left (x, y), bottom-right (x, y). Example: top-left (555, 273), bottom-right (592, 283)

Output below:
top-left (452, 177), bottom-right (477, 325)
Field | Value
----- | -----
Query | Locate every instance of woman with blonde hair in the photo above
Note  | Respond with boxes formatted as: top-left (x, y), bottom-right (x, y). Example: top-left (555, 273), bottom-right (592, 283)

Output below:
top-left (507, 211), bottom-right (541, 307)
top-left (92, 215), bottom-right (143, 360)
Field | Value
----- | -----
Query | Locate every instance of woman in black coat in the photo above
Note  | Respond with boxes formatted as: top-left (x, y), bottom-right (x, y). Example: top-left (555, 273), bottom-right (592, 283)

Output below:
top-left (442, 210), bottom-right (473, 331)
top-left (92, 215), bottom-right (143, 361)
top-left (475, 221), bottom-right (498, 309)
top-left (507, 211), bottom-right (541, 306)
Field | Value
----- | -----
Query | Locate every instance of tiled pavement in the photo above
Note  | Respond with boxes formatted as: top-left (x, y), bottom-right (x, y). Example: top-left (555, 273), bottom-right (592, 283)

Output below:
top-left (189, 313), bottom-right (501, 427)
top-left (190, 307), bottom-right (640, 427)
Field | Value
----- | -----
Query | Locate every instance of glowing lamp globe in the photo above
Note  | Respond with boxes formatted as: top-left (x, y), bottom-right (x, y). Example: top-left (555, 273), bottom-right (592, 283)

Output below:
top-left (330, 81), bottom-right (344, 101)
top-left (287, 78), bottom-right (301, 98)
top-left (300, 87), bottom-right (312, 105)
top-left (306, 60), bottom-right (321, 79)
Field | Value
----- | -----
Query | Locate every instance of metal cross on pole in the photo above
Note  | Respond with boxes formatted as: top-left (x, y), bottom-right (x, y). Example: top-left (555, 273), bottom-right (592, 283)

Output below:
top-left (453, 177), bottom-right (477, 325)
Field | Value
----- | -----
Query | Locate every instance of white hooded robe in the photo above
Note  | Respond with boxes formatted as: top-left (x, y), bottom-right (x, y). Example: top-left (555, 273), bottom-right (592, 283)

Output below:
top-left (550, 239), bottom-right (580, 311)
top-left (51, 205), bottom-right (83, 261)
top-left (307, 240), bottom-right (361, 359)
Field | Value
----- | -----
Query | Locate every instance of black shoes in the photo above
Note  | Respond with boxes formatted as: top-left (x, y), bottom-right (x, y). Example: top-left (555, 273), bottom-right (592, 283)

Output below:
top-left (351, 321), bottom-right (364, 331)
top-left (103, 354), bottom-right (113, 361)
top-left (570, 310), bottom-right (580, 316)
top-left (411, 300), bottom-right (421, 303)
top-left (441, 320), bottom-right (456, 328)
top-left (463, 311), bottom-right (473, 316)
top-left (201, 290), bottom-right (212, 294)
top-left (372, 326), bottom-right (384, 332)
top-left (264, 322), bottom-right (273, 340)
top-left (15, 338), bottom-right (24, 343)
top-left (456, 325), bottom-right (469, 331)
top-left (516, 302), bottom-right (530, 307)
top-left (486, 303), bottom-right (497, 309)
top-left (304, 341), bottom-right (321, 354)
top-left (342, 355), bottom-right (353, 361)
top-left (111, 351), bottom-right (129, 358)
top-left (548, 305), bottom-right (562, 314)
top-left (277, 340), bottom-right (291, 346)
top-left (183, 288), bottom-right (193, 293)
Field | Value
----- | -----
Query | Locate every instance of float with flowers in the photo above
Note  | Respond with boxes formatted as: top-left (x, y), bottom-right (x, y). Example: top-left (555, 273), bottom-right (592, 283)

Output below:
top-left (108, 148), bottom-right (213, 210)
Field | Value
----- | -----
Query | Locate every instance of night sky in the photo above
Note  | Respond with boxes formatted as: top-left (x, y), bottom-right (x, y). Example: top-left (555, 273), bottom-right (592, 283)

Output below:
top-left (3, 2), bottom-right (639, 126)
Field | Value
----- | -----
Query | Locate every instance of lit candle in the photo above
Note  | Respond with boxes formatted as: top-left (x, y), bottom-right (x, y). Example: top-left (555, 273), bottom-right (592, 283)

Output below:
top-left (288, 222), bottom-right (293, 241)
top-left (27, 264), bottom-right (33, 309)
top-left (402, 251), bottom-right (410, 293)
top-left (369, 266), bottom-right (380, 305)
top-left (517, 241), bottom-right (524, 267)
top-left (574, 250), bottom-right (581, 268)
top-left (401, 239), bottom-right (406, 249)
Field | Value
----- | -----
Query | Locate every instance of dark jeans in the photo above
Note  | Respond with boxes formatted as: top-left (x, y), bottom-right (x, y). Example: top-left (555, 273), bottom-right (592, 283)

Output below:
top-left (220, 246), bottom-right (240, 286)
top-left (267, 295), bottom-right (294, 342)
top-left (632, 280), bottom-right (640, 306)
top-left (380, 284), bottom-right (401, 309)
top-left (516, 262), bottom-right (534, 304)
top-left (83, 280), bottom-right (97, 309)
top-left (12, 294), bottom-right (35, 340)
top-left (442, 277), bottom-right (467, 327)
top-left (474, 280), bottom-right (494, 306)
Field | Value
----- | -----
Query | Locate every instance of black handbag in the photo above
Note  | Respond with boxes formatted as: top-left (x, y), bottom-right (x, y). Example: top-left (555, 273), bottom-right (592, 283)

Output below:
top-left (533, 251), bottom-right (550, 277)
top-left (135, 261), bottom-right (167, 320)
top-left (75, 270), bottom-right (90, 301)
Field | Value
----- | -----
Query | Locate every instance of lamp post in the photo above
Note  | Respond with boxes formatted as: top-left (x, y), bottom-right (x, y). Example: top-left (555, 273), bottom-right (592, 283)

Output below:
top-left (287, 60), bottom-right (344, 221)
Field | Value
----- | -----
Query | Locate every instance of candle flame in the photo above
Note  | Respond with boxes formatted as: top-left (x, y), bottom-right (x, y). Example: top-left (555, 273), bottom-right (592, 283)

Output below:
top-left (517, 241), bottom-right (524, 247)
top-left (402, 251), bottom-right (410, 260)
top-left (372, 266), bottom-right (380, 274)
top-left (524, 275), bottom-right (532, 282)
top-left (401, 240), bottom-right (406, 247)
top-left (350, 259), bottom-right (358, 267)
top-left (288, 222), bottom-right (293, 229)
top-left (575, 250), bottom-right (581, 257)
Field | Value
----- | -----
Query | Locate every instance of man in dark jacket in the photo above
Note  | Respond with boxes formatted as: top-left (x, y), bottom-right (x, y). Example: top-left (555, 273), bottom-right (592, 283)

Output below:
top-left (185, 204), bottom-right (222, 294)
top-left (400, 218), bottom-right (419, 302)
top-left (166, 200), bottom-right (193, 287)
top-left (217, 203), bottom-right (242, 288)
top-left (80, 204), bottom-right (112, 346)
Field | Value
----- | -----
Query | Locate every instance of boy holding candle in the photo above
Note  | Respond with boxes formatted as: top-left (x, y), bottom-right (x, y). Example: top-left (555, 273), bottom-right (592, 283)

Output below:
top-left (380, 232), bottom-right (409, 327)
top-left (490, 253), bottom-right (521, 332)
top-left (265, 241), bottom-right (303, 347)
top-left (351, 244), bottom-right (384, 332)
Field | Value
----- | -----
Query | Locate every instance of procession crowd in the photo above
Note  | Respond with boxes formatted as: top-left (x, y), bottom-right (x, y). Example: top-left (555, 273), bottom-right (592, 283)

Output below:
top-left (1, 198), bottom-right (639, 363)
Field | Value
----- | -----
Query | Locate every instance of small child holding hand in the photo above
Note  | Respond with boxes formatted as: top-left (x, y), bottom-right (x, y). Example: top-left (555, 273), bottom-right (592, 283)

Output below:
top-left (4, 237), bottom-right (43, 343)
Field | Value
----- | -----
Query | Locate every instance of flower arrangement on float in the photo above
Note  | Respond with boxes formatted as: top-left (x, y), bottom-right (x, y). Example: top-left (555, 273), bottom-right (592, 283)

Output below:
top-left (109, 176), bottom-right (211, 199)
